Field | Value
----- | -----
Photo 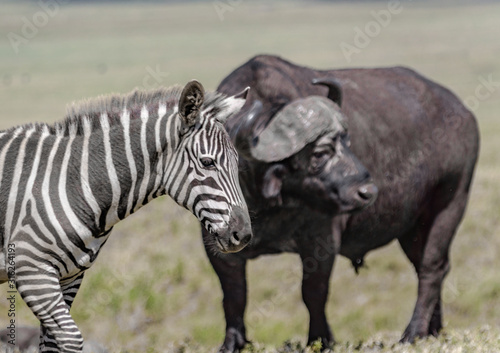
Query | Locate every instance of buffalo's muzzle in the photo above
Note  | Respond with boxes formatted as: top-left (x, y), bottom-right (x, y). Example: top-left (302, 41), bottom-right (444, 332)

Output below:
top-left (357, 183), bottom-right (378, 202)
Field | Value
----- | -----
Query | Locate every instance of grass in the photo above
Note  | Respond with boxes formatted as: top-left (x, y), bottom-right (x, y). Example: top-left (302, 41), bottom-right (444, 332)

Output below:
top-left (1, 1), bottom-right (500, 352)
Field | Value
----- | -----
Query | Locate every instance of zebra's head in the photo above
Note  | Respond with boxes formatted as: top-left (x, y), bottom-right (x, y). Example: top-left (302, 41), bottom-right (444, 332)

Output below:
top-left (171, 80), bottom-right (252, 253)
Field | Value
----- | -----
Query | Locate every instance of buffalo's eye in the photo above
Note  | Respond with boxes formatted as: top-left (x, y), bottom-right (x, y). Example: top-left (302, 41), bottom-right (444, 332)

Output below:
top-left (200, 157), bottom-right (216, 169)
top-left (313, 151), bottom-right (328, 159)
top-left (310, 149), bottom-right (331, 173)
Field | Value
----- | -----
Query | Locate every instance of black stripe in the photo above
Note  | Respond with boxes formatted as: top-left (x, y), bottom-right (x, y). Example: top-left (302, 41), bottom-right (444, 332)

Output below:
top-left (87, 126), bottom-right (113, 231)
top-left (65, 131), bottom-right (100, 234)
top-left (181, 176), bottom-right (222, 208)
top-left (191, 193), bottom-right (227, 217)
top-left (167, 152), bottom-right (187, 196)
top-left (108, 119), bottom-right (130, 220)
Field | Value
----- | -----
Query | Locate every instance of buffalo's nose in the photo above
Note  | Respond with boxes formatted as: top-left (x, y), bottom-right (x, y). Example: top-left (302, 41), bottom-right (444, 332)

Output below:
top-left (357, 183), bottom-right (378, 202)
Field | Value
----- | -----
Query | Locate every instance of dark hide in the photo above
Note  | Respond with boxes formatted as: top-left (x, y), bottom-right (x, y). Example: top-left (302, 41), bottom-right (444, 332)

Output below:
top-left (203, 55), bottom-right (479, 352)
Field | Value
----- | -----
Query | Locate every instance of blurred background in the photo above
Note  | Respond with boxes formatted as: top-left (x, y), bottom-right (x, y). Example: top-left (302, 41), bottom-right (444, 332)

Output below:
top-left (1, 0), bottom-right (499, 351)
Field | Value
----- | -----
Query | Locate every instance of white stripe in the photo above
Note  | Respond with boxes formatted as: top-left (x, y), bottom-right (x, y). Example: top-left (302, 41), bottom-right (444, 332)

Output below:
top-left (0, 128), bottom-right (23, 249)
top-left (121, 109), bottom-right (138, 217)
top-left (41, 136), bottom-right (84, 258)
top-left (100, 114), bottom-right (121, 228)
top-left (13, 220), bottom-right (74, 277)
top-left (10, 273), bottom-right (58, 282)
top-left (27, 200), bottom-right (69, 276)
top-left (59, 124), bottom-right (103, 264)
top-left (163, 118), bottom-right (187, 190)
top-left (14, 243), bottom-right (62, 274)
top-left (13, 130), bottom-right (49, 238)
top-left (16, 255), bottom-right (60, 279)
top-left (194, 196), bottom-right (227, 215)
top-left (81, 118), bottom-right (101, 226)
top-left (156, 104), bottom-right (167, 153)
top-left (28, 296), bottom-right (61, 313)
top-left (164, 148), bottom-right (188, 197)
top-left (160, 111), bottom-right (179, 189)
top-left (24, 292), bottom-right (61, 302)
top-left (38, 135), bottom-right (95, 278)
top-left (5, 128), bottom-right (36, 237)
top-left (136, 106), bottom-right (151, 210)
top-left (198, 206), bottom-right (227, 220)
top-left (0, 128), bottom-right (23, 188)
top-left (149, 104), bottom-right (166, 200)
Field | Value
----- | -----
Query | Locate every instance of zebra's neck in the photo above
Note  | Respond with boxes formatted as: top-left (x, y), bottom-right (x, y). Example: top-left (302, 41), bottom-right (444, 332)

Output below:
top-left (77, 103), bottom-right (180, 231)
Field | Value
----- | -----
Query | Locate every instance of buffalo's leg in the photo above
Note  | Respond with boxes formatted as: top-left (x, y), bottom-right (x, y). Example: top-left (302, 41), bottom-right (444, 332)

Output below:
top-left (428, 300), bottom-right (442, 336)
top-left (204, 240), bottom-right (248, 353)
top-left (398, 189), bottom-right (469, 343)
top-left (299, 238), bottom-right (336, 348)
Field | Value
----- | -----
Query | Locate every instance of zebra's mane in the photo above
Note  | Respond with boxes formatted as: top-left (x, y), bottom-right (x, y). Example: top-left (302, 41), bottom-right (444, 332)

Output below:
top-left (6, 86), bottom-right (228, 136)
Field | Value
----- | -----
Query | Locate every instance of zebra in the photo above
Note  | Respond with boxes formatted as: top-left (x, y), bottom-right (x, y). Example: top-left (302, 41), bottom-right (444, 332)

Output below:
top-left (0, 80), bottom-right (253, 353)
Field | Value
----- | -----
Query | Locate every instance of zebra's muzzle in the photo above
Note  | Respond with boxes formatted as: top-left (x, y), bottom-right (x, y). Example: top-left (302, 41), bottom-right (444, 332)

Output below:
top-left (214, 231), bottom-right (252, 254)
top-left (215, 237), bottom-right (228, 253)
top-left (211, 206), bottom-right (252, 253)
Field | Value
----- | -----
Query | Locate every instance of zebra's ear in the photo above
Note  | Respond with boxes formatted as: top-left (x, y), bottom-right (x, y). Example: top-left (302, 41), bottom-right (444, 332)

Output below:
top-left (179, 80), bottom-right (205, 127)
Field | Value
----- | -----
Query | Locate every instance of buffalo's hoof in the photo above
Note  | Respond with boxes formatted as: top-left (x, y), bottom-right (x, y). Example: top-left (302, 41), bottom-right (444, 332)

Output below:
top-left (401, 322), bottom-right (442, 344)
top-left (428, 319), bottom-right (443, 337)
top-left (307, 337), bottom-right (335, 352)
top-left (400, 325), bottom-right (426, 344)
top-left (218, 328), bottom-right (249, 353)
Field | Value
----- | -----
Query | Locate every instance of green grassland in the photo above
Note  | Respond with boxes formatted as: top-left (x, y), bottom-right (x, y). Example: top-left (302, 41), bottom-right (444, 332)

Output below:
top-left (1, 1), bottom-right (500, 352)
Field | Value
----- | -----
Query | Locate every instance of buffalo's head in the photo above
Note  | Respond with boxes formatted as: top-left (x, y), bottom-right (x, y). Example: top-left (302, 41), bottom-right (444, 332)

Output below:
top-left (231, 79), bottom-right (378, 214)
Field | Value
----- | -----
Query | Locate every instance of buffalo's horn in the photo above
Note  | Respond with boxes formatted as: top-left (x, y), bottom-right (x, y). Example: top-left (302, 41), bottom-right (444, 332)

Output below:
top-left (312, 78), bottom-right (343, 107)
top-left (250, 96), bottom-right (344, 163)
top-left (233, 100), bottom-right (264, 159)
top-left (234, 86), bottom-right (251, 100)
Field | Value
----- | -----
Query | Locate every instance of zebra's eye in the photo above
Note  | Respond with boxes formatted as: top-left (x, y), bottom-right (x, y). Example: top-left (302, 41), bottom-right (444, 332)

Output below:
top-left (200, 157), bottom-right (216, 169)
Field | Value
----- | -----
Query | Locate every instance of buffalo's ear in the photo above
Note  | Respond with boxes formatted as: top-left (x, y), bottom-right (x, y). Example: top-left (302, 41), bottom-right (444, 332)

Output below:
top-left (262, 164), bottom-right (287, 206)
top-left (312, 78), bottom-right (342, 107)
top-left (179, 80), bottom-right (205, 127)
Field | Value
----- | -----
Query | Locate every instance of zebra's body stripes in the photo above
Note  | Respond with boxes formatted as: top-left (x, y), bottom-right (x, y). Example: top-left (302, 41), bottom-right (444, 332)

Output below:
top-left (0, 81), bottom-right (252, 352)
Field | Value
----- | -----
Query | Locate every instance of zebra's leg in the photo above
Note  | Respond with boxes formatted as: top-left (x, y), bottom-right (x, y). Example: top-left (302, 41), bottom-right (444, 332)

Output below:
top-left (61, 273), bottom-right (85, 308)
top-left (38, 273), bottom-right (86, 352)
top-left (16, 268), bottom-right (84, 352)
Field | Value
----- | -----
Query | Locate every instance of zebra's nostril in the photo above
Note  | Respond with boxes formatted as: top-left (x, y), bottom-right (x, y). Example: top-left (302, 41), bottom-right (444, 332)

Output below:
top-left (230, 232), bottom-right (241, 246)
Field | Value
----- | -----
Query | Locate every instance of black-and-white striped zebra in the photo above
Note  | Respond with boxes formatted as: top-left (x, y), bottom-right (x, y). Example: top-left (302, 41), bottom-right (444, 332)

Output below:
top-left (0, 80), bottom-right (252, 352)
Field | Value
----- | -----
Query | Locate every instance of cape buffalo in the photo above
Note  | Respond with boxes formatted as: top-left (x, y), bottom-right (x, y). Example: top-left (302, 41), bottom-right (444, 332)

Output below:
top-left (202, 55), bottom-right (479, 352)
